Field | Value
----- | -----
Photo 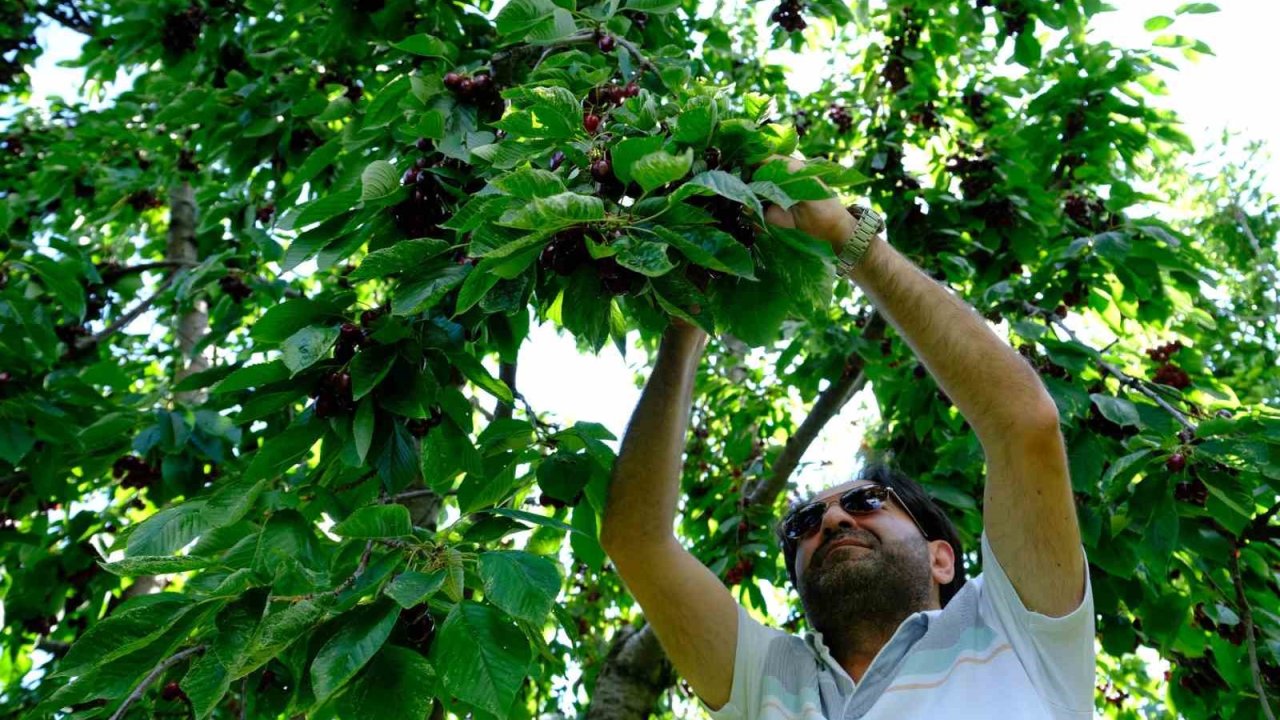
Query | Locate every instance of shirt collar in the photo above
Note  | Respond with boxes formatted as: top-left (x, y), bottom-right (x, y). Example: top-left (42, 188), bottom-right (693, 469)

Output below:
top-left (803, 609), bottom-right (939, 690)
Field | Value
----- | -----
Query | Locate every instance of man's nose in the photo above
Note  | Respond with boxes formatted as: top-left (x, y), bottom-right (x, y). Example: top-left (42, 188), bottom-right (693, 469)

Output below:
top-left (819, 503), bottom-right (867, 537)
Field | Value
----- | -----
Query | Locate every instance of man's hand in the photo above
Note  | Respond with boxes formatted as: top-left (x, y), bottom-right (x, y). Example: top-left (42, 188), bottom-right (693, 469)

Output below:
top-left (761, 155), bottom-right (859, 254)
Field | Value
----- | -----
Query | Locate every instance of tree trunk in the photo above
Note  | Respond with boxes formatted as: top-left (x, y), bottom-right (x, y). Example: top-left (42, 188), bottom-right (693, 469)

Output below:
top-left (586, 624), bottom-right (675, 720)
top-left (122, 183), bottom-right (204, 602)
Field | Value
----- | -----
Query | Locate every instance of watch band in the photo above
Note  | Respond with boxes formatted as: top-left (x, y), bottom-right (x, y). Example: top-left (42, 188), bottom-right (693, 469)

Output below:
top-left (836, 206), bottom-right (884, 276)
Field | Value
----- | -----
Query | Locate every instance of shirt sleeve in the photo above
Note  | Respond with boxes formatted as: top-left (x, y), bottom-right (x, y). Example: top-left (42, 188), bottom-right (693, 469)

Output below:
top-left (978, 532), bottom-right (1096, 716)
top-left (700, 604), bottom-right (789, 720)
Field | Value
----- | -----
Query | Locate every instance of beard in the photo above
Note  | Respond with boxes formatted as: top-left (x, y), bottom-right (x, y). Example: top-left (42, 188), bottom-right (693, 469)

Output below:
top-left (798, 530), bottom-right (934, 652)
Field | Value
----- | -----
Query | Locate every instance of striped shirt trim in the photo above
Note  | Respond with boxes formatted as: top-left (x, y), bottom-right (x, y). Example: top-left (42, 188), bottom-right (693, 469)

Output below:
top-left (881, 643), bottom-right (1014, 693)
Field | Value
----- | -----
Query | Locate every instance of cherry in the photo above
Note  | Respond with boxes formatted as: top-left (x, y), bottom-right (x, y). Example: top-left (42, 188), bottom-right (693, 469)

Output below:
top-left (402, 168), bottom-right (419, 186)
top-left (403, 604), bottom-right (436, 652)
top-left (548, 150), bottom-right (566, 171)
top-left (471, 73), bottom-right (491, 91)
top-left (597, 34), bottom-right (616, 52)
top-left (416, 138), bottom-right (431, 152)
top-left (161, 681), bottom-right (186, 702)
top-left (583, 113), bottom-right (601, 134)
top-left (443, 72), bottom-right (464, 91)
top-left (590, 158), bottom-right (612, 182)
top-left (457, 77), bottom-right (474, 95)
top-left (1165, 453), bottom-right (1186, 473)
top-left (631, 11), bottom-right (648, 30)
top-left (913, 364), bottom-right (927, 379)
top-left (255, 203), bottom-right (275, 224)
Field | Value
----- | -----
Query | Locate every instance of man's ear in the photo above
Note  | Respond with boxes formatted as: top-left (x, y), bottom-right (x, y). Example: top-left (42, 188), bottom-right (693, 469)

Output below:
top-left (928, 539), bottom-right (956, 586)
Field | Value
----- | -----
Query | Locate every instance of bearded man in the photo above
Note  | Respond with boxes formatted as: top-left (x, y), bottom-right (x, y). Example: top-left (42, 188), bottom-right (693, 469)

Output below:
top-left (600, 157), bottom-right (1094, 719)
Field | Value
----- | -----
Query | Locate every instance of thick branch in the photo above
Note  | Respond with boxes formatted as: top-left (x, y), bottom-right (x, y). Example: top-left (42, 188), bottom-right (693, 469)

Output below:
top-left (76, 273), bottom-right (180, 350)
top-left (108, 645), bottom-right (205, 720)
top-left (39, 2), bottom-right (94, 35)
top-left (99, 260), bottom-right (198, 283)
top-left (1230, 547), bottom-right (1276, 720)
top-left (748, 313), bottom-right (883, 507)
top-left (1022, 302), bottom-right (1196, 431)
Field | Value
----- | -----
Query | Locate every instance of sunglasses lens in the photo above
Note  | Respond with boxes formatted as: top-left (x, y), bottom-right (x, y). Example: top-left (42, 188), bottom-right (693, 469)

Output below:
top-left (843, 485), bottom-right (888, 513)
top-left (786, 503), bottom-right (824, 540)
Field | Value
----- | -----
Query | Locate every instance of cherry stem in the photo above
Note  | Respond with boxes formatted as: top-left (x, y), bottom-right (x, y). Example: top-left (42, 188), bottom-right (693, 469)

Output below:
top-left (108, 645), bottom-right (206, 720)
top-left (1022, 302), bottom-right (1196, 432)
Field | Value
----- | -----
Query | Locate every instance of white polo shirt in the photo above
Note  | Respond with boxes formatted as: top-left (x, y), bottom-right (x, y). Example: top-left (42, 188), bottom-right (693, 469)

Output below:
top-left (702, 533), bottom-right (1095, 719)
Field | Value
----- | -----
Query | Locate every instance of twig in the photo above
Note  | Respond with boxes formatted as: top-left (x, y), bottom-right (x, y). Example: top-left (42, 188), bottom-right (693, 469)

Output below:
top-left (1230, 546), bottom-right (1276, 720)
top-left (38, 1), bottom-right (94, 35)
top-left (612, 35), bottom-right (658, 72)
top-left (99, 260), bottom-right (198, 283)
top-left (108, 645), bottom-right (206, 720)
top-left (1247, 500), bottom-right (1280, 541)
top-left (496, 360), bottom-right (518, 421)
top-left (77, 272), bottom-right (181, 350)
top-left (386, 489), bottom-right (436, 504)
top-left (239, 677), bottom-right (248, 720)
top-left (1022, 302), bottom-right (1196, 431)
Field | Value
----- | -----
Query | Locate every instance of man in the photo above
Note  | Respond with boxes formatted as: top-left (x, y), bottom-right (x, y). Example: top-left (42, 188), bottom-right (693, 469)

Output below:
top-left (598, 157), bottom-right (1095, 719)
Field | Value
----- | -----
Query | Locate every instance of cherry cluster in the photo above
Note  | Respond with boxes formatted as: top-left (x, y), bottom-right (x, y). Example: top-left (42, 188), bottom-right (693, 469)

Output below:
top-left (769, 0), bottom-right (807, 32)
top-left (946, 153), bottom-right (997, 199)
top-left (724, 557), bottom-right (754, 586)
top-left (826, 104), bottom-right (853, 134)
top-left (113, 455), bottom-right (160, 490)
top-left (1086, 402), bottom-right (1137, 441)
top-left (1174, 476), bottom-right (1207, 506)
top-left (311, 371), bottom-right (354, 419)
top-left (1062, 192), bottom-right (1116, 231)
top-left (219, 274), bottom-right (253, 303)
top-left (406, 408), bottom-right (444, 438)
top-left (1016, 344), bottom-right (1071, 381)
top-left (1146, 340), bottom-right (1183, 363)
top-left (402, 604), bottom-right (437, 654)
top-left (596, 256), bottom-right (643, 296)
top-left (255, 203), bottom-right (275, 225)
top-left (1060, 279), bottom-right (1088, 307)
top-left (161, 4), bottom-right (207, 56)
top-left (55, 323), bottom-right (90, 346)
top-left (538, 227), bottom-right (592, 276)
top-left (23, 615), bottom-right (58, 636)
top-left (689, 194), bottom-right (757, 248)
top-left (586, 81), bottom-right (640, 111)
top-left (127, 189), bottom-right (165, 212)
top-left (84, 285), bottom-right (108, 322)
top-left (1152, 362), bottom-right (1191, 390)
top-left (161, 681), bottom-right (189, 703)
top-left (629, 11), bottom-right (649, 30)
top-left (393, 150), bottom-right (451, 239)
top-left (334, 320), bottom-right (370, 364)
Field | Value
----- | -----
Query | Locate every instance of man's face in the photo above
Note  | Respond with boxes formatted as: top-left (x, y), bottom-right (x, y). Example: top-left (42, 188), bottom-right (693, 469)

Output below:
top-left (791, 481), bottom-right (955, 634)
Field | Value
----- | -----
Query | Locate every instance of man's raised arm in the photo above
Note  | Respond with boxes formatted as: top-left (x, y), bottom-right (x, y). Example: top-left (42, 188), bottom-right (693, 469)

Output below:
top-left (598, 323), bottom-right (741, 710)
top-left (765, 164), bottom-right (1084, 618)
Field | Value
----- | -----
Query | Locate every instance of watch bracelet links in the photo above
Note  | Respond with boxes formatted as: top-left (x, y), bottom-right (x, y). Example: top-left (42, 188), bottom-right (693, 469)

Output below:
top-left (835, 206), bottom-right (885, 276)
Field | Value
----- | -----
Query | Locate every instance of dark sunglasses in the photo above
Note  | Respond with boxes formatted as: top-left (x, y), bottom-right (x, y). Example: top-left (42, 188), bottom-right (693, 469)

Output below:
top-left (782, 483), bottom-right (929, 542)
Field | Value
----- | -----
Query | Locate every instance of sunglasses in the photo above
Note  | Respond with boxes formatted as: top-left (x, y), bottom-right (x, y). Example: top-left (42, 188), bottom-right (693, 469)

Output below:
top-left (782, 483), bottom-right (929, 542)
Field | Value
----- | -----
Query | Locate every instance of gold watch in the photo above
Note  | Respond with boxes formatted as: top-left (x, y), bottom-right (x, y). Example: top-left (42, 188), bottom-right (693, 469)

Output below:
top-left (836, 206), bottom-right (884, 276)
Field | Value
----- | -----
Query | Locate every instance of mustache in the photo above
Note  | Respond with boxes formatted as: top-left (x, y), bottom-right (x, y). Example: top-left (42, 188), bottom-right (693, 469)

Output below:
top-left (815, 532), bottom-right (876, 563)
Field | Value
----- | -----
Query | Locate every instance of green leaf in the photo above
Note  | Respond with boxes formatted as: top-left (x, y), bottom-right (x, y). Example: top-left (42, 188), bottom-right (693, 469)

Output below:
top-left (182, 652), bottom-right (231, 720)
top-left (614, 235), bottom-right (674, 277)
top-left (448, 351), bottom-right (514, 403)
top-left (311, 600), bottom-right (401, 703)
top-left (292, 188), bottom-right (361, 229)
top-left (334, 645), bottom-right (437, 720)
top-left (55, 594), bottom-right (192, 677)
top-left (361, 160), bottom-right (401, 202)
top-left (102, 555), bottom-right (213, 575)
top-left (498, 192), bottom-right (606, 231)
top-left (253, 296), bottom-right (351, 344)
top-left (350, 239), bottom-right (450, 280)
top-left (211, 361), bottom-right (291, 394)
top-left (430, 602), bottom-right (532, 717)
top-left (26, 255), bottom-right (86, 320)
top-left (392, 264), bottom-right (470, 316)
top-left (377, 422), bottom-right (423, 494)
top-left (351, 346), bottom-right (396, 400)
top-left (478, 551), bottom-right (561, 624)
top-left (536, 452), bottom-right (593, 502)
top-left (496, 0), bottom-right (557, 36)
top-left (334, 505), bottom-right (413, 538)
top-left (1175, 2), bottom-right (1218, 13)
top-left (632, 148), bottom-right (694, 192)
top-left (126, 503), bottom-right (209, 556)
top-left (624, 0), bottom-right (681, 11)
top-left (390, 33), bottom-right (455, 58)
top-left (353, 397), bottom-right (375, 464)
top-left (236, 599), bottom-right (328, 678)
top-left (1101, 449), bottom-right (1155, 500)
top-left (1143, 15), bottom-right (1175, 30)
top-left (650, 272), bottom-right (714, 333)
top-left (281, 325), bottom-right (341, 374)
top-left (1091, 394), bottom-right (1141, 427)
top-left (384, 570), bottom-right (446, 608)
top-left (651, 225), bottom-right (755, 278)
top-left (494, 168), bottom-right (567, 199)
top-left (1014, 29), bottom-right (1042, 66)
top-left (242, 418), bottom-right (325, 484)
top-left (611, 136), bottom-right (666, 185)
top-left (676, 170), bottom-right (765, 218)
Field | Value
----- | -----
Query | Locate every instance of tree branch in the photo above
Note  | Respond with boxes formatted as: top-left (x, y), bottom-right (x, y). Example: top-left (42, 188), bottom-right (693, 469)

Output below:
top-left (108, 645), bottom-right (205, 720)
top-left (1231, 547), bottom-right (1276, 720)
top-left (1022, 302), bottom-right (1196, 431)
top-left (39, 2), bottom-right (94, 35)
top-left (76, 272), bottom-right (181, 351)
top-left (98, 260), bottom-right (198, 283)
top-left (496, 360), bottom-right (517, 421)
top-left (1247, 500), bottom-right (1280, 542)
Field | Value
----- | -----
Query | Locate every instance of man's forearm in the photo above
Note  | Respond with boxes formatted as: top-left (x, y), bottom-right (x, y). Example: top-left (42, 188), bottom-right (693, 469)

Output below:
top-left (600, 326), bottom-right (707, 551)
top-left (847, 235), bottom-right (1058, 441)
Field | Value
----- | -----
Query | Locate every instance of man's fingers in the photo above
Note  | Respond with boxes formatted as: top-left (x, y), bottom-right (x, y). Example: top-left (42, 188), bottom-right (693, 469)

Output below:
top-left (765, 204), bottom-right (796, 228)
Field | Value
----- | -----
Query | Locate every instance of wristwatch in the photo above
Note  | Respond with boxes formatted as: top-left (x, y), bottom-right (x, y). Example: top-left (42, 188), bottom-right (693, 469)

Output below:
top-left (835, 206), bottom-right (885, 276)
